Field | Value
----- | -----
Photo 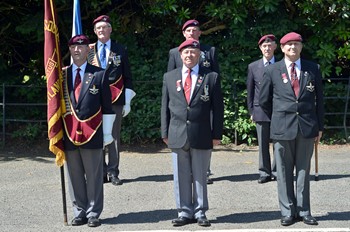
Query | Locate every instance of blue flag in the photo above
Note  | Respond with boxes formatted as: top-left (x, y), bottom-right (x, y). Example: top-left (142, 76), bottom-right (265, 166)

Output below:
top-left (72, 0), bottom-right (82, 36)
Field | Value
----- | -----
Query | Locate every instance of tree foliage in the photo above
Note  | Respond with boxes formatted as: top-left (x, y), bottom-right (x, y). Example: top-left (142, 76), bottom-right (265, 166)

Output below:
top-left (0, 0), bottom-right (349, 144)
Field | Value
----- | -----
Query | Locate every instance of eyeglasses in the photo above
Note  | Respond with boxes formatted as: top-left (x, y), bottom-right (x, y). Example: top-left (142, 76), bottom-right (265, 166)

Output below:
top-left (95, 25), bottom-right (111, 30)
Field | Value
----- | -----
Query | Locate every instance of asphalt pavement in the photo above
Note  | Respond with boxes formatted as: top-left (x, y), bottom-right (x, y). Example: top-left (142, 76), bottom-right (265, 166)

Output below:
top-left (0, 143), bottom-right (349, 232)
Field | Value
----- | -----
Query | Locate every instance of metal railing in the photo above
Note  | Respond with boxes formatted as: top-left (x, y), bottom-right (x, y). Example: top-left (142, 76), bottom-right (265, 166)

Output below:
top-left (0, 77), bottom-right (350, 146)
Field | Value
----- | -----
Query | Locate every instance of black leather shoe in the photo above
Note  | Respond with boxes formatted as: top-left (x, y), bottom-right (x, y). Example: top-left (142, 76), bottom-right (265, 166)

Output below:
top-left (281, 216), bottom-right (294, 226)
top-left (301, 215), bottom-right (318, 225)
top-left (87, 216), bottom-right (101, 227)
top-left (258, 176), bottom-right (271, 184)
top-left (71, 217), bottom-right (87, 226)
top-left (172, 216), bottom-right (195, 226)
top-left (271, 175), bottom-right (277, 181)
top-left (197, 216), bottom-right (211, 227)
top-left (108, 174), bottom-right (123, 186)
top-left (207, 177), bottom-right (213, 184)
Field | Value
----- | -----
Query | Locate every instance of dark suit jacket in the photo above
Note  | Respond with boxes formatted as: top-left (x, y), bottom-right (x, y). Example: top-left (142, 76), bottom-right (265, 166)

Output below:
top-left (63, 63), bottom-right (113, 150)
top-left (246, 58), bottom-right (271, 122)
top-left (167, 43), bottom-right (220, 74)
top-left (161, 66), bottom-right (224, 150)
top-left (88, 40), bottom-right (133, 105)
top-left (259, 59), bottom-right (324, 140)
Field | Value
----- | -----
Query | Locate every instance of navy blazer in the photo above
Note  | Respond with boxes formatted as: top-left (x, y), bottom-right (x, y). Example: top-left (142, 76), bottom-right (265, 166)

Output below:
top-left (88, 40), bottom-right (134, 105)
top-left (167, 43), bottom-right (220, 75)
top-left (259, 59), bottom-right (324, 140)
top-left (246, 58), bottom-right (271, 122)
top-left (161, 66), bottom-right (224, 150)
top-left (63, 63), bottom-right (113, 150)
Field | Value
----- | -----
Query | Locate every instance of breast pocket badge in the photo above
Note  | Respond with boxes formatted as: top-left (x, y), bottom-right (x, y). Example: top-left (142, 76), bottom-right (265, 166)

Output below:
top-left (306, 82), bottom-right (315, 92)
top-left (89, 85), bottom-right (99, 95)
top-left (200, 85), bottom-right (210, 102)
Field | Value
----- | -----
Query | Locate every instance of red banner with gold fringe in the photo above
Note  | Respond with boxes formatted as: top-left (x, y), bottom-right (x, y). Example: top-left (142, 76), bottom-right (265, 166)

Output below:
top-left (44, 0), bottom-right (65, 166)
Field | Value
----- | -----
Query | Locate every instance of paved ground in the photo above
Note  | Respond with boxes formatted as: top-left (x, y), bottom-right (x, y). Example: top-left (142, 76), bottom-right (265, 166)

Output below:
top-left (0, 143), bottom-right (349, 232)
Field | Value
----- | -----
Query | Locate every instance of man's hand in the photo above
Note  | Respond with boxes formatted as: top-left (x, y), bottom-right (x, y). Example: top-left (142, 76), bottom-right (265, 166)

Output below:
top-left (315, 131), bottom-right (323, 143)
top-left (213, 139), bottom-right (221, 146)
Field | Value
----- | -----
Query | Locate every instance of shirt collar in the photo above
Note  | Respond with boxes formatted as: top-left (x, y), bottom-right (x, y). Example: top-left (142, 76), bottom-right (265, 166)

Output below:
top-left (98, 39), bottom-right (111, 49)
top-left (285, 58), bottom-right (301, 69)
top-left (182, 64), bottom-right (199, 75)
top-left (73, 62), bottom-right (87, 73)
top-left (263, 56), bottom-right (275, 65)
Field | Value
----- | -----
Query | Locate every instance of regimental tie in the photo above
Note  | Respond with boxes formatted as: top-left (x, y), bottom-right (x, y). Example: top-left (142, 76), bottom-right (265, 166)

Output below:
top-left (74, 68), bottom-right (82, 102)
top-left (291, 63), bottom-right (300, 97)
top-left (184, 69), bottom-right (192, 104)
top-left (100, 43), bottom-right (107, 69)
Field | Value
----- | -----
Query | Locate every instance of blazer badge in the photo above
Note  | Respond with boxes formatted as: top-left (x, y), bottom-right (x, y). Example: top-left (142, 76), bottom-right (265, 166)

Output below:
top-left (111, 52), bottom-right (121, 66)
top-left (89, 85), bottom-right (99, 94)
top-left (306, 82), bottom-right (315, 92)
top-left (200, 85), bottom-right (210, 102)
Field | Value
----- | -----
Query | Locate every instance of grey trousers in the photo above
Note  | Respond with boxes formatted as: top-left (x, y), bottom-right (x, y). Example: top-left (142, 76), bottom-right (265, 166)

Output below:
top-left (104, 104), bottom-right (123, 176)
top-left (171, 145), bottom-right (211, 219)
top-left (274, 132), bottom-right (314, 217)
top-left (256, 121), bottom-right (276, 177)
top-left (66, 148), bottom-right (104, 219)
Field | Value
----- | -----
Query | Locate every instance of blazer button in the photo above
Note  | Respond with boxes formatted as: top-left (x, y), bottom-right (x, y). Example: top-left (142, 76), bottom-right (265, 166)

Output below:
top-left (187, 106), bottom-right (190, 111)
top-left (186, 120), bottom-right (190, 124)
top-left (76, 109), bottom-right (80, 113)
top-left (296, 100), bottom-right (299, 103)
top-left (296, 112), bottom-right (299, 115)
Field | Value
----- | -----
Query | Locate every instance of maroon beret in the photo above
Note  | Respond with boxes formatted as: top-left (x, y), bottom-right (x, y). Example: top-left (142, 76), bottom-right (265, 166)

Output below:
top-left (258, 34), bottom-right (276, 45)
top-left (178, 39), bottom-right (200, 51)
top-left (93, 15), bottom-right (111, 25)
top-left (280, 32), bottom-right (302, 44)
top-left (182, 19), bottom-right (200, 31)
top-left (68, 34), bottom-right (90, 46)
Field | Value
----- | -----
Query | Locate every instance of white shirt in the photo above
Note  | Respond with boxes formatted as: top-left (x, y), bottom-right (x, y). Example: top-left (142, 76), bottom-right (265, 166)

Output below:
top-left (285, 58), bottom-right (301, 80)
top-left (182, 64), bottom-right (199, 99)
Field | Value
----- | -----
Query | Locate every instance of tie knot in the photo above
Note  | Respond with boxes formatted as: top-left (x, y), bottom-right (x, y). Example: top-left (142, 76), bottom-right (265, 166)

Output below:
top-left (291, 63), bottom-right (296, 68)
top-left (77, 68), bottom-right (81, 72)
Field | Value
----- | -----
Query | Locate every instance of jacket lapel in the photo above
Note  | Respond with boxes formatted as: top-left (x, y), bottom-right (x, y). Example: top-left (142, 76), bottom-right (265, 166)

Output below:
top-left (298, 59), bottom-right (308, 96)
top-left (190, 68), bottom-right (206, 104)
top-left (76, 65), bottom-right (95, 105)
top-left (67, 65), bottom-right (78, 106)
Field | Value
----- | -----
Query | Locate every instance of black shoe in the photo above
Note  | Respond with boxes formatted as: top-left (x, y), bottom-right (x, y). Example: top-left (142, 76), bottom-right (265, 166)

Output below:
top-left (87, 216), bottom-right (101, 227)
top-left (258, 176), bottom-right (271, 184)
top-left (301, 215), bottom-right (318, 225)
top-left (197, 216), bottom-right (211, 227)
top-left (71, 217), bottom-right (87, 226)
top-left (108, 174), bottom-right (123, 186)
top-left (207, 177), bottom-right (213, 184)
top-left (281, 216), bottom-right (294, 226)
top-left (171, 216), bottom-right (195, 226)
top-left (271, 175), bottom-right (277, 181)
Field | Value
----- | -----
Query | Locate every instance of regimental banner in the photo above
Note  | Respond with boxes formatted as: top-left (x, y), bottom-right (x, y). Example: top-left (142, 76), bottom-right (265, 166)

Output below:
top-left (44, 0), bottom-right (65, 166)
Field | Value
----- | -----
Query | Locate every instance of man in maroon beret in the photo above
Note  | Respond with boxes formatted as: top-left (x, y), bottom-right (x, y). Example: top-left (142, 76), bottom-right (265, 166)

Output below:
top-left (161, 39), bottom-right (224, 227)
top-left (260, 32), bottom-right (324, 226)
top-left (63, 34), bottom-right (115, 227)
top-left (247, 34), bottom-right (277, 184)
top-left (88, 15), bottom-right (135, 186)
top-left (167, 19), bottom-right (220, 185)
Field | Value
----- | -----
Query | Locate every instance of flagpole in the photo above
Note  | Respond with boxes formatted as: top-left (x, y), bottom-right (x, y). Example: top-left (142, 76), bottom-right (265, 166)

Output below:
top-left (60, 166), bottom-right (68, 225)
top-left (44, 0), bottom-right (68, 225)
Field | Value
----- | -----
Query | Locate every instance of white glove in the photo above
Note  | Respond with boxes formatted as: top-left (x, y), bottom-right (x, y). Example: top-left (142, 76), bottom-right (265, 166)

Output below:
top-left (103, 114), bottom-right (116, 147)
top-left (122, 88), bottom-right (136, 117)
